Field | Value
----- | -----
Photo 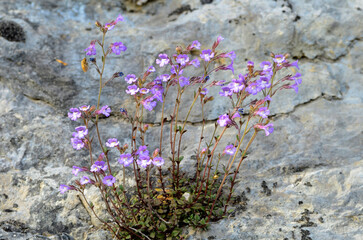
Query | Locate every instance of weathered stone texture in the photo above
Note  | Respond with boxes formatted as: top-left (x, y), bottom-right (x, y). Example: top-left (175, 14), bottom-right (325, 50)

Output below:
top-left (0, 0), bottom-right (362, 239)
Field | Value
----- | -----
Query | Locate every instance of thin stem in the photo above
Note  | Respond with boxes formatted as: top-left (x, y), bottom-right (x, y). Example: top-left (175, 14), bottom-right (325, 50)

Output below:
top-left (207, 130), bottom-right (257, 223)
top-left (159, 85), bottom-right (170, 157)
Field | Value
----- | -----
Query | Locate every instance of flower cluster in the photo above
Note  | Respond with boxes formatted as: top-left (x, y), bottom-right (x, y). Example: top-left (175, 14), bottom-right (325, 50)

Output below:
top-left (60, 15), bottom-right (302, 239)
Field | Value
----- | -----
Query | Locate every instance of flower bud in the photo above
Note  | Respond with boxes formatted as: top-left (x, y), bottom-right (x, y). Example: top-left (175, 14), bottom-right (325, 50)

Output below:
top-left (95, 21), bottom-right (102, 28)
top-left (144, 124), bottom-right (149, 131)
top-left (153, 148), bottom-right (159, 158)
top-left (123, 143), bottom-right (128, 150)
top-left (200, 148), bottom-right (207, 155)
top-left (176, 46), bottom-right (182, 54)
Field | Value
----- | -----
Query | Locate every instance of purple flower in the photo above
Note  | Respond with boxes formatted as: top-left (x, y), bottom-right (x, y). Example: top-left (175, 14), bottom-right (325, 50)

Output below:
top-left (125, 74), bottom-right (137, 84)
top-left (98, 105), bottom-right (111, 117)
top-left (152, 92), bottom-right (163, 102)
top-left (74, 126), bottom-right (88, 139)
top-left (84, 42), bottom-right (96, 56)
top-left (255, 107), bottom-right (270, 118)
top-left (219, 87), bottom-right (233, 97)
top-left (160, 74), bottom-right (170, 82)
top-left (255, 123), bottom-right (274, 136)
top-left (103, 175), bottom-right (116, 186)
top-left (59, 184), bottom-right (72, 194)
top-left (260, 61), bottom-right (272, 72)
top-left (136, 145), bottom-right (149, 157)
top-left (232, 112), bottom-right (241, 119)
top-left (142, 99), bottom-right (157, 111)
top-left (238, 74), bottom-right (247, 84)
top-left (246, 82), bottom-right (261, 95)
top-left (116, 14), bottom-right (124, 23)
top-left (222, 62), bottom-right (235, 74)
top-left (265, 95), bottom-right (272, 101)
top-left (79, 105), bottom-right (90, 112)
top-left (273, 55), bottom-right (286, 66)
top-left (216, 80), bottom-right (226, 86)
top-left (176, 54), bottom-right (189, 66)
top-left (80, 176), bottom-right (91, 185)
top-left (137, 155), bottom-right (152, 169)
top-left (179, 76), bottom-right (190, 87)
top-left (190, 58), bottom-right (200, 68)
top-left (105, 22), bottom-right (116, 31)
top-left (118, 154), bottom-right (133, 167)
top-left (68, 108), bottom-right (82, 121)
top-left (72, 166), bottom-right (83, 176)
top-left (200, 88), bottom-right (208, 95)
top-left (217, 114), bottom-right (232, 127)
top-left (90, 161), bottom-right (108, 173)
top-left (228, 79), bottom-right (245, 93)
top-left (151, 84), bottom-right (164, 95)
top-left (105, 138), bottom-right (119, 148)
top-left (156, 54), bottom-right (170, 67)
top-left (191, 40), bottom-right (201, 49)
top-left (247, 61), bottom-right (254, 67)
top-left (200, 49), bottom-right (214, 62)
top-left (153, 77), bottom-right (162, 85)
top-left (126, 85), bottom-right (139, 95)
top-left (147, 66), bottom-right (156, 73)
top-left (288, 60), bottom-right (299, 70)
top-left (226, 51), bottom-right (236, 61)
top-left (171, 65), bottom-right (184, 75)
top-left (289, 83), bottom-right (299, 93)
top-left (257, 76), bottom-right (271, 89)
top-left (140, 88), bottom-right (150, 94)
top-left (152, 157), bottom-right (164, 167)
top-left (224, 145), bottom-right (236, 155)
top-left (71, 138), bottom-right (84, 150)
top-left (111, 42), bottom-right (127, 55)
top-left (290, 72), bottom-right (302, 85)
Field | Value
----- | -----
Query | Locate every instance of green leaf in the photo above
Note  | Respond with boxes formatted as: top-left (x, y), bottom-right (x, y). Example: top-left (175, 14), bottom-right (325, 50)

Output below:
top-left (150, 232), bottom-right (156, 238)
top-left (159, 222), bottom-right (167, 232)
top-left (119, 185), bottom-right (124, 191)
top-left (172, 229), bottom-right (181, 237)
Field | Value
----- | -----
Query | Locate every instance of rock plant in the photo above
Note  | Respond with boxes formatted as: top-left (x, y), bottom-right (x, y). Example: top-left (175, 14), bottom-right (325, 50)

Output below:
top-left (60, 15), bottom-right (302, 240)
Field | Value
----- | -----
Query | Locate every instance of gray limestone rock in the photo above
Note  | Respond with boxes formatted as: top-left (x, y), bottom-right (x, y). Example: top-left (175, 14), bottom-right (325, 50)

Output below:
top-left (0, 0), bottom-right (362, 239)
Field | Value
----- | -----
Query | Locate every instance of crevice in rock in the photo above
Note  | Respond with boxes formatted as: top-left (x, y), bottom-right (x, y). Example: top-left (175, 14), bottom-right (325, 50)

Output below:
top-left (295, 37), bottom-right (363, 63)
top-left (168, 4), bottom-right (194, 17)
top-left (271, 93), bottom-right (343, 119)
top-left (22, 93), bottom-right (57, 110)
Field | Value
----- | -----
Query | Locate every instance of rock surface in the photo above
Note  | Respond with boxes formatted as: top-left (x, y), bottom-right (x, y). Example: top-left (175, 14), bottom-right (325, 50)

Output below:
top-left (0, 0), bottom-right (362, 239)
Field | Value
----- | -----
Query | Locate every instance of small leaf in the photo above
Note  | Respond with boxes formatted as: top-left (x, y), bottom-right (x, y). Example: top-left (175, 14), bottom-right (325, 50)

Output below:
top-left (159, 222), bottom-right (167, 232)
top-left (56, 59), bottom-right (68, 66)
top-left (172, 229), bottom-right (181, 237)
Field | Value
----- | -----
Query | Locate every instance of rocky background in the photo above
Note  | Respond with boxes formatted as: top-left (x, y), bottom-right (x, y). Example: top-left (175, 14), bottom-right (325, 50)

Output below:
top-left (0, 0), bottom-right (362, 239)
